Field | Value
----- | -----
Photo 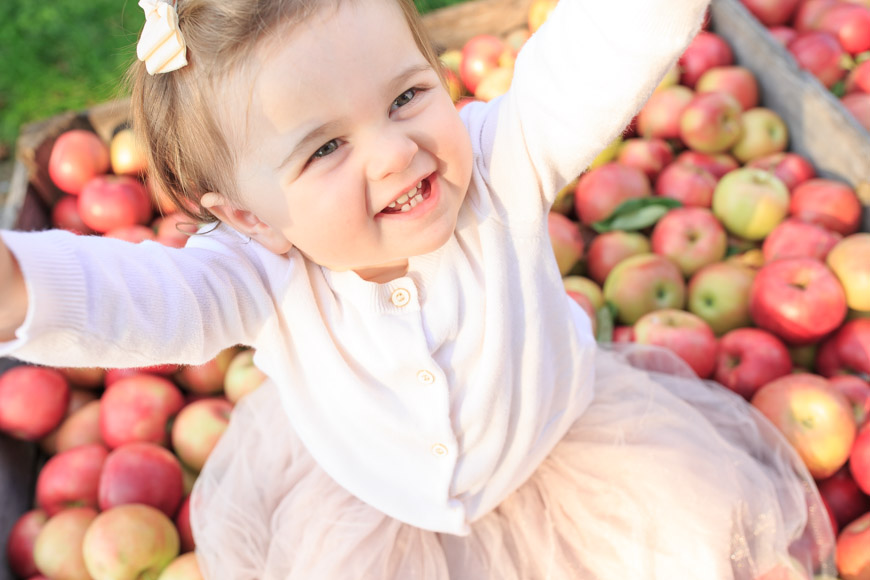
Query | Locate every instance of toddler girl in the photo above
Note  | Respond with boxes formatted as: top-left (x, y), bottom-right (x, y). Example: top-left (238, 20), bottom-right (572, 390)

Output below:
top-left (0, 0), bottom-right (836, 577)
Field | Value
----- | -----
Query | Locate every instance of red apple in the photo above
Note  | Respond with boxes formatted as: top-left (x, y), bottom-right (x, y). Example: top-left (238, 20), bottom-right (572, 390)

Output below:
top-left (817, 467), bottom-right (870, 530)
top-left (585, 230), bottom-right (651, 286)
top-left (817, 318), bottom-right (870, 378)
top-left (794, 0), bottom-right (838, 31)
top-left (767, 25), bottom-right (798, 46)
top-left (99, 373), bottom-right (185, 448)
top-left (650, 206), bottom-right (728, 277)
top-left (740, 0), bottom-right (802, 26)
top-left (694, 65), bottom-right (760, 111)
top-left (816, 3), bottom-right (870, 55)
top-left (54, 398), bottom-right (103, 453)
top-left (687, 260), bottom-right (757, 335)
top-left (39, 388), bottom-right (99, 456)
top-left (82, 504), bottom-right (180, 580)
top-left (0, 365), bottom-right (70, 441)
top-left (6, 509), bottom-right (49, 579)
top-left (547, 211), bottom-right (584, 275)
top-left (751, 373), bottom-right (856, 479)
top-left (175, 347), bottom-right (241, 395)
top-left (846, 59), bottom-right (870, 93)
top-left (749, 257), bottom-right (848, 345)
top-left (636, 85), bottom-right (695, 140)
top-left (459, 34), bottom-right (505, 95)
top-left (745, 152), bottom-right (816, 192)
top-left (223, 347), bottom-right (268, 404)
top-left (78, 174), bottom-right (153, 233)
top-left (99, 441), bottom-right (184, 517)
top-left (109, 126), bottom-right (148, 176)
top-left (712, 167), bottom-right (790, 241)
top-left (171, 397), bottom-right (233, 473)
top-left (654, 161), bottom-right (717, 208)
top-left (602, 253), bottom-right (686, 325)
top-left (633, 308), bottom-right (718, 378)
top-left (33, 507), bottom-right (98, 580)
top-left (679, 91), bottom-right (744, 154)
top-left (104, 224), bottom-right (158, 243)
top-left (790, 178), bottom-right (862, 236)
top-left (154, 212), bottom-right (197, 248)
top-left (678, 30), bottom-right (735, 89)
top-left (47, 129), bottom-right (110, 195)
top-left (573, 162), bottom-right (652, 226)
top-left (673, 150), bottom-right (740, 179)
top-left (836, 510), bottom-right (870, 580)
top-left (51, 194), bottom-right (97, 235)
top-left (786, 31), bottom-right (848, 88)
top-left (174, 495), bottom-right (195, 553)
top-left (714, 327), bottom-right (793, 400)
top-left (730, 107), bottom-right (789, 164)
top-left (615, 138), bottom-right (674, 183)
top-left (827, 233), bottom-right (870, 312)
top-left (829, 375), bottom-right (870, 427)
top-left (850, 422), bottom-right (870, 495)
top-left (762, 218), bottom-right (842, 262)
top-left (841, 92), bottom-right (870, 131)
top-left (35, 442), bottom-right (109, 516)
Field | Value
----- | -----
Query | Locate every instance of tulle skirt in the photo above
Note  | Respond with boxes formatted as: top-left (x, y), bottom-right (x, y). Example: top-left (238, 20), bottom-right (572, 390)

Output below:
top-left (190, 344), bottom-right (836, 579)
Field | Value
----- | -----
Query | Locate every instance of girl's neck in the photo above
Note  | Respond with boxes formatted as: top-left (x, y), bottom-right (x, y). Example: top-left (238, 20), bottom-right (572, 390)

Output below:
top-left (352, 260), bottom-right (410, 284)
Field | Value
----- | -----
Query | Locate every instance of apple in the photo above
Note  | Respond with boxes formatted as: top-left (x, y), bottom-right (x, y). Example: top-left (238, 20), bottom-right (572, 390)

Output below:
top-left (154, 212), bottom-right (198, 249)
top-left (817, 3), bottom-right (870, 55)
top-left (615, 138), bottom-right (674, 183)
top-left (654, 161), bottom-right (717, 208)
top-left (673, 150), bottom-right (739, 179)
top-left (654, 62), bottom-right (681, 92)
top-left (687, 260), bottom-right (756, 335)
top-left (0, 365), bottom-right (70, 441)
top-left (850, 422), bottom-right (870, 495)
top-left (35, 442), bottom-right (108, 516)
top-left (841, 92), bottom-right (870, 131)
top-left (82, 504), bottom-right (180, 580)
top-left (846, 59), bottom-right (870, 94)
top-left (547, 211), bottom-right (584, 275)
top-left (713, 327), bottom-right (793, 400)
top-left (104, 364), bottom-right (180, 388)
top-left (156, 552), bottom-right (204, 580)
top-left (746, 152), bottom-right (816, 192)
top-left (694, 65), bottom-right (760, 111)
top-left (567, 290), bottom-right (598, 334)
top-left (836, 511), bottom-right (870, 580)
top-left (6, 509), bottom-right (49, 579)
top-left (786, 31), bottom-right (848, 88)
top-left (78, 174), bottom-right (153, 233)
top-left (99, 373), bottom-right (185, 448)
top-left (223, 348), bottom-right (268, 404)
top-left (47, 129), bottom-right (111, 195)
top-left (829, 375), bottom-right (870, 427)
top-left (55, 399), bottom-right (103, 453)
top-left (603, 253), bottom-right (686, 325)
top-left (33, 507), bottom-right (98, 580)
top-left (751, 373), bottom-right (856, 479)
top-left (762, 218), bottom-right (842, 263)
top-left (584, 230), bottom-right (651, 286)
top-left (612, 325), bottom-right (635, 343)
top-left (459, 34), bottom-right (505, 95)
top-left (740, 0), bottom-right (802, 26)
top-left (749, 258), bottom-right (848, 345)
top-left (51, 194), bottom-right (97, 235)
top-left (712, 167), bottom-right (790, 241)
top-left (817, 467), bottom-right (870, 531)
top-left (827, 234), bottom-right (870, 312)
top-left (635, 84), bottom-right (695, 140)
top-left (104, 224), bottom-right (158, 243)
top-left (767, 25), bottom-right (798, 46)
top-left (528, 0), bottom-right (558, 33)
top-left (58, 366), bottom-right (106, 390)
top-left (110, 126), bottom-right (148, 176)
top-left (474, 66), bottom-right (513, 102)
top-left (99, 441), bottom-right (185, 517)
top-left (650, 207), bottom-right (727, 277)
top-left (633, 308), bottom-right (718, 378)
top-left (677, 30), bottom-right (734, 89)
top-left (39, 388), bottom-right (99, 456)
top-left (562, 275), bottom-right (605, 310)
top-left (730, 107), bottom-right (789, 164)
top-left (174, 495), bottom-right (195, 553)
top-left (679, 91), bottom-right (744, 154)
top-left (171, 397), bottom-right (233, 472)
top-left (573, 162), bottom-right (651, 226)
top-left (816, 318), bottom-right (870, 378)
top-left (175, 347), bottom-right (241, 395)
top-left (790, 178), bottom-right (862, 236)
top-left (794, 0), bottom-right (838, 31)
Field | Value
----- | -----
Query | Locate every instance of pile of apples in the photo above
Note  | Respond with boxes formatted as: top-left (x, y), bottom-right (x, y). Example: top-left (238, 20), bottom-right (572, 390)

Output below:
top-left (447, 2), bottom-right (869, 578)
top-left (739, 0), bottom-right (870, 132)
top-left (0, 346), bottom-right (267, 579)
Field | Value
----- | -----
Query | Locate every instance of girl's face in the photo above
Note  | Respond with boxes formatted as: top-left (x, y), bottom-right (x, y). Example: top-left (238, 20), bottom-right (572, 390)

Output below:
top-left (214, 0), bottom-right (473, 283)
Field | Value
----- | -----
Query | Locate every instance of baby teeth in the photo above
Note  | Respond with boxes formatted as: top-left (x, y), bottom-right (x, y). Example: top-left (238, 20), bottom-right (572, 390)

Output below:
top-left (386, 182), bottom-right (423, 210)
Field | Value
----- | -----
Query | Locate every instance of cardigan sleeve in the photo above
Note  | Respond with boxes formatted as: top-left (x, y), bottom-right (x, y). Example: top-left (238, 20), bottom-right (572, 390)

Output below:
top-left (0, 227), bottom-right (285, 369)
top-left (463, 0), bottom-right (710, 224)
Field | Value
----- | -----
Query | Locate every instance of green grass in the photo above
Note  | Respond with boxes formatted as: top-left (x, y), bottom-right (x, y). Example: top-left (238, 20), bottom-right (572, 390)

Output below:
top-left (0, 0), bottom-right (468, 153)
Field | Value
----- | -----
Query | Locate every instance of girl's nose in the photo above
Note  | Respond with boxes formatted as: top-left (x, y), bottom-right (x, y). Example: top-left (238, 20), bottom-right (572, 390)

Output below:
top-left (366, 127), bottom-right (419, 181)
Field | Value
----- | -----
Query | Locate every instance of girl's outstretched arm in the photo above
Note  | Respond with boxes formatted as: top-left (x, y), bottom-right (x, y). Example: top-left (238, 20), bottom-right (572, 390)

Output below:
top-left (0, 238), bottom-right (27, 342)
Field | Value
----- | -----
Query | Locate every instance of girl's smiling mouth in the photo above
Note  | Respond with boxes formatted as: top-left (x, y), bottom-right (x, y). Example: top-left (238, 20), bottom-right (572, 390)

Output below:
top-left (379, 175), bottom-right (433, 215)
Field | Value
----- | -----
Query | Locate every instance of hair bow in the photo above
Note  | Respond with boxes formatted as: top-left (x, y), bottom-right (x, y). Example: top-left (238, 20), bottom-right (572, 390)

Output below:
top-left (137, 0), bottom-right (188, 75)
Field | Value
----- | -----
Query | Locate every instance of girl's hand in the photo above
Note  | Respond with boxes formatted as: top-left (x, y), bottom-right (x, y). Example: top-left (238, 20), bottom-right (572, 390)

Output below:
top-left (0, 238), bottom-right (27, 341)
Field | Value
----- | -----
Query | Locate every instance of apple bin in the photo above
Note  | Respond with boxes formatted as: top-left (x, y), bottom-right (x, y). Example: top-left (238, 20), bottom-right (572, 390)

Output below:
top-left (2, 0), bottom-right (870, 578)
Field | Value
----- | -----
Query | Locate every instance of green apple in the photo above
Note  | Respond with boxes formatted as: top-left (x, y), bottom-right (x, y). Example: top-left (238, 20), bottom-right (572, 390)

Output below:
top-left (603, 254), bottom-right (685, 325)
top-left (712, 167), bottom-right (789, 241)
top-left (730, 107), bottom-right (789, 163)
top-left (687, 260), bottom-right (756, 336)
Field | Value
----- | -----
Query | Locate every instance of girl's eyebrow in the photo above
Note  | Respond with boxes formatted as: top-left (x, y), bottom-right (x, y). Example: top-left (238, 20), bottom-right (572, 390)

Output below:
top-left (277, 63), bottom-right (434, 170)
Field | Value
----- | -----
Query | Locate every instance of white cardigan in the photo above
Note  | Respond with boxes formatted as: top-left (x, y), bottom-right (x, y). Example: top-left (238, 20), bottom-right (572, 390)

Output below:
top-left (1, 0), bottom-right (708, 534)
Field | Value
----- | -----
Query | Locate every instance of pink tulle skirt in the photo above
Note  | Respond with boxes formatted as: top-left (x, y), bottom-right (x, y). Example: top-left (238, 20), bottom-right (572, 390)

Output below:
top-left (190, 344), bottom-right (836, 579)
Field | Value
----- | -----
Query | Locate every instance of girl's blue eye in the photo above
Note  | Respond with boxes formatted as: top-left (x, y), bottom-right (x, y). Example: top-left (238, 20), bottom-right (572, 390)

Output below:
top-left (312, 139), bottom-right (339, 159)
top-left (391, 88), bottom-right (417, 111)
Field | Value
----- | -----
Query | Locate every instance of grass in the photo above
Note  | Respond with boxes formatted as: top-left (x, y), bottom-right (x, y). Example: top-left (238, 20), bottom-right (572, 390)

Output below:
top-left (0, 0), bottom-right (469, 154)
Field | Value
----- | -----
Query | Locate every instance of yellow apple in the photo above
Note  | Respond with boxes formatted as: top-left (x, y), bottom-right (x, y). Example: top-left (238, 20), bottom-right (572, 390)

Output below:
top-left (528, 0), bottom-right (558, 34)
top-left (826, 233), bottom-right (870, 312)
top-left (562, 276), bottom-right (604, 309)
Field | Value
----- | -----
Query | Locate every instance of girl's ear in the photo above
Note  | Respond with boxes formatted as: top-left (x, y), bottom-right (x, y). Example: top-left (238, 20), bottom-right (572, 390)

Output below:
top-left (200, 193), bottom-right (293, 255)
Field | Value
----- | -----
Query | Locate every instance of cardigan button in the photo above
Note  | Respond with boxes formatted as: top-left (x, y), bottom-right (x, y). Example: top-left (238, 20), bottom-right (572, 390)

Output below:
top-left (431, 443), bottom-right (448, 457)
top-left (390, 288), bottom-right (411, 307)
top-left (417, 370), bottom-right (435, 385)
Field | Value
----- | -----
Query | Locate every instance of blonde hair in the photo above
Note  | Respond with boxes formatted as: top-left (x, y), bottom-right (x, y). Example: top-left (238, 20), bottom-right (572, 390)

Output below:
top-left (128, 0), bottom-right (444, 224)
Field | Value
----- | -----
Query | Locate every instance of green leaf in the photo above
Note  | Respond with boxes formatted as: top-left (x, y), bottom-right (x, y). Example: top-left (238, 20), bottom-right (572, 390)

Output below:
top-left (831, 80), bottom-right (847, 99)
top-left (591, 197), bottom-right (682, 233)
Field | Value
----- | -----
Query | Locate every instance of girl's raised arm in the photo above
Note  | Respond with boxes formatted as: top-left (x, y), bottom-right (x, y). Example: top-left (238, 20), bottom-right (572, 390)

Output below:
top-left (0, 238), bottom-right (27, 342)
